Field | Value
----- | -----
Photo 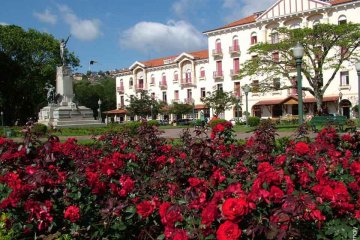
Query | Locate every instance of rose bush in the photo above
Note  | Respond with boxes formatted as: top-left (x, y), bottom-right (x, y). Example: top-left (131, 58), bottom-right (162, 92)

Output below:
top-left (0, 120), bottom-right (359, 239)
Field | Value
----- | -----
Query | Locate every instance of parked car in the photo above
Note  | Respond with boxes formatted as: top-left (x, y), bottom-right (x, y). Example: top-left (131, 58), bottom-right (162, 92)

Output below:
top-left (230, 117), bottom-right (246, 126)
top-left (158, 119), bottom-right (169, 125)
top-left (175, 118), bottom-right (192, 125)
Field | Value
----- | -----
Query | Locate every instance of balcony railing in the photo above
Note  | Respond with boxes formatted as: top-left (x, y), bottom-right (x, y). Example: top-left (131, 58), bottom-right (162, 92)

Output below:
top-left (287, 88), bottom-right (298, 96)
top-left (117, 86), bottom-right (124, 94)
top-left (230, 69), bottom-right (240, 79)
top-left (135, 84), bottom-right (144, 92)
top-left (172, 99), bottom-right (180, 103)
top-left (184, 98), bottom-right (194, 105)
top-left (180, 79), bottom-right (196, 88)
top-left (159, 81), bottom-right (167, 90)
top-left (229, 45), bottom-right (240, 55)
top-left (213, 71), bottom-right (224, 81)
top-left (117, 103), bottom-right (125, 109)
top-left (173, 78), bottom-right (179, 83)
top-left (212, 49), bottom-right (223, 58)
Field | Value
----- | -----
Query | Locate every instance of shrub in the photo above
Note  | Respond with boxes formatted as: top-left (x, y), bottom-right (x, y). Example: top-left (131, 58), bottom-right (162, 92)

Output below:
top-left (115, 121), bottom-right (141, 135)
top-left (147, 120), bottom-right (160, 127)
top-left (30, 123), bottom-right (47, 136)
top-left (248, 116), bottom-right (260, 127)
top-left (207, 118), bottom-right (227, 128)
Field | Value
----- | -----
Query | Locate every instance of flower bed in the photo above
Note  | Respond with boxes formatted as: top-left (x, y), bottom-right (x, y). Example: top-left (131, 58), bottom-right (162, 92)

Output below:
top-left (0, 121), bottom-right (359, 239)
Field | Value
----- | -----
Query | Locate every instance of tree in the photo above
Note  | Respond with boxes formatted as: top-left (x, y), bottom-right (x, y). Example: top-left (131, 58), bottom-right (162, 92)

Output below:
top-left (201, 89), bottom-right (236, 116)
top-left (0, 25), bottom-right (79, 125)
top-left (126, 91), bottom-right (164, 119)
top-left (240, 23), bottom-right (360, 113)
top-left (73, 76), bottom-right (116, 118)
top-left (168, 102), bottom-right (193, 120)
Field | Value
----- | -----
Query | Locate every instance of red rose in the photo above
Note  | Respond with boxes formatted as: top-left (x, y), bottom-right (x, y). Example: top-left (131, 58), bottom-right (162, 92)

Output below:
top-left (201, 202), bottom-right (218, 226)
top-left (294, 142), bottom-right (309, 156)
top-left (269, 186), bottom-right (284, 203)
top-left (222, 198), bottom-right (248, 220)
top-left (64, 205), bottom-right (80, 222)
top-left (350, 161), bottom-right (360, 176)
top-left (159, 202), bottom-right (182, 226)
top-left (136, 200), bottom-right (155, 218)
top-left (172, 229), bottom-right (189, 240)
top-left (216, 221), bottom-right (242, 240)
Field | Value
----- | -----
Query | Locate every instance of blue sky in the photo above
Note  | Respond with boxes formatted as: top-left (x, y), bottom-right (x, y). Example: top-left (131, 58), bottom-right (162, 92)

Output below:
top-left (1, 0), bottom-right (273, 73)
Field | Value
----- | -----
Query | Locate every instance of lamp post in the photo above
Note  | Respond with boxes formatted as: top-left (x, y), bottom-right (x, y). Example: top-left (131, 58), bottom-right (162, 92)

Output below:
top-left (242, 84), bottom-right (251, 127)
top-left (236, 95), bottom-right (241, 122)
top-left (150, 104), bottom-right (153, 120)
top-left (355, 61), bottom-right (360, 125)
top-left (338, 91), bottom-right (343, 115)
top-left (192, 99), bottom-right (195, 120)
top-left (293, 42), bottom-right (304, 124)
top-left (98, 99), bottom-right (102, 122)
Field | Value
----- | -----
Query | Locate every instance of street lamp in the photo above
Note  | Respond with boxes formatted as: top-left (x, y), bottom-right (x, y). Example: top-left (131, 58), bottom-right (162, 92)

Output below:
top-left (192, 98), bottom-right (195, 120)
top-left (242, 84), bottom-right (251, 127)
top-left (293, 42), bottom-right (304, 124)
top-left (355, 61), bottom-right (360, 124)
top-left (150, 104), bottom-right (153, 120)
top-left (338, 91), bottom-right (343, 115)
top-left (236, 95), bottom-right (241, 122)
top-left (98, 99), bottom-right (102, 122)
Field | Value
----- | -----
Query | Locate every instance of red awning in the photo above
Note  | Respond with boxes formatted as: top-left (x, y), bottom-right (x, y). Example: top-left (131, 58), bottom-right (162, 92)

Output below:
top-left (303, 96), bottom-right (339, 103)
top-left (194, 104), bottom-right (208, 110)
top-left (104, 109), bottom-right (127, 114)
top-left (254, 99), bottom-right (285, 106)
top-left (254, 96), bottom-right (339, 106)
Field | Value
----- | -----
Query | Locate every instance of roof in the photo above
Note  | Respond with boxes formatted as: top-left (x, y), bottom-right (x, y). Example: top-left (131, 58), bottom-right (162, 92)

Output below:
top-left (140, 49), bottom-right (208, 68)
top-left (254, 96), bottom-right (339, 106)
top-left (103, 109), bottom-right (127, 114)
top-left (194, 104), bottom-right (208, 110)
top-left (204, 15), bottom-right (256, 33)
top-left (329, 0), bottom-right (354, 5)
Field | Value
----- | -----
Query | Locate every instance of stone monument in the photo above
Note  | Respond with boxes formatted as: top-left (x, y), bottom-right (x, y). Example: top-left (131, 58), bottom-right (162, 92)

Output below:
top-left (38, 37), bottom-right (104, 128)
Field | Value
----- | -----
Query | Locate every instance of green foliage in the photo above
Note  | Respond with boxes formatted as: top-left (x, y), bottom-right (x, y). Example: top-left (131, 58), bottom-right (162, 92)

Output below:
top-left (126, 90), bottom-right (165, 118)
top-left (248, 116), bottom-right (260, 127)
top-left (240, 23), bottom-right (360, 112)
top-left (147, 120), bottom-right (160, 127)
top-left (0, 213), bottom-right (14, 240)
top-left (201, 89), bottom-right (236, 116)
top-left (115, 121), bottom-right (141, 135)
top-left (73, 77), bottom-right (116, 119)
top-left (31, 123), bottom-right (48, 136)
top-left (208, 118), bottom-right (227, 128)
top-left (0, 25), bottom-right (80, 125)
top-left (168, 102), bottom-right (193, 118)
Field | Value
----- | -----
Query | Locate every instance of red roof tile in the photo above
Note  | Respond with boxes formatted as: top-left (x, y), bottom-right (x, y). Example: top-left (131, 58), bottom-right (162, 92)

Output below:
top-left (103, 109), bottom-right (127, 114)
top-left (140, 50), bottom-right (208, 68)
top-left (204, 15), bottom-right (256, 33)
top-left (330, 0), bottom-right (354, 5)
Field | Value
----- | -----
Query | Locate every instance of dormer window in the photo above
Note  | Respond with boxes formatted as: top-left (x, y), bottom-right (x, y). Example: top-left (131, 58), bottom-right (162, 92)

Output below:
top-left (251, 32), bottom-right (257, 45)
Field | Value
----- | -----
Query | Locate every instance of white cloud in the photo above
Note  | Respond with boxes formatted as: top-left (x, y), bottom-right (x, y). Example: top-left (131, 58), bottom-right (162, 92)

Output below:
top-left (222, 0), bottom-right (274, 22)
top-left (119, 20), bottom-right (207, 54)
top-left (0, 22), bottom-right (9, 26)
top-left (33, 9), bottom-right (57, 25)
top-left (58, 4), bottom-right (101, 41)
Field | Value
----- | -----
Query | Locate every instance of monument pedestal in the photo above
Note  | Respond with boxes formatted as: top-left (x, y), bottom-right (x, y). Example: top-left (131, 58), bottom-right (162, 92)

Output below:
top-left (38, 66), bottom-right (105, 128)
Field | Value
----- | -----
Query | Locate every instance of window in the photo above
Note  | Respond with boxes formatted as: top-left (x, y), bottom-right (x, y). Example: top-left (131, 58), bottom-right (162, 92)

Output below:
top-left (162, 91), bottom-right (167, 103)
top-left (233, 58), bottom-right (240, 73)
top-left (200, 88), bottom-right (206, 98)
top-left (338, 15), bottom-right (347, 25)
top-left (271, 30), bottom-right (279, 44)
top-left (129, 78), bottom-right (133, 87)
top-left (340, 71), bottom-right (349, 86)
top-left (217, 84), bottom-right (223, 91)
top-left (151, 92), bottom-right (155, 99)
top-left (120, 96), bottom-right (124, 107)
top-left (187, 89), bottom-right (192, 99)
top-left (232, 36), bottom-right (239, 51)
top-left (215, 39), bottom-right (222, 53)
top-left (234, 82), bottom-right (240, 97)
top-left (200, 67), bottom-right (205, 78)
top-left (151, 74), bottom-right (155, 85)
top-left (185, 70), bottom-right (191, 83)
top-left (174, 90), bottom-right (179, 100)
top-left (251, 32), bottom-right (257, 45)
top-left (272, 52), bottom-right (279, 63)
top-left (174, 71), bottom-right (179, 82)
top-left (161, 73), bottom-right (167, 85)
top-left (273, 78), bottom-right (280, 90)
top-left (138, 79), bottom-right (144, 89)
top-left (216, 61), bottom-right (223, 75)
top-left (252, 80), bottom-right (259, 93)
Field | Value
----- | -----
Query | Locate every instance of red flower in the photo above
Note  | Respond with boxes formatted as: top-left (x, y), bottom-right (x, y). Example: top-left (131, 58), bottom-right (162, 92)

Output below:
top-left (201, 202), bottom-right (218, 227)
top-left (350, 161), bottom-right (360, 176)
top-left (136, 200), bottom-right (155, 218)
top-left (159, 202), bottom-right (183, 226)
top-left (64, 205), bottom-right (80, 222)
top-left (216, 221), bottom-right (242, 240)
top-left (172, 229), bottom-right (189, 240)
top-left (294, 142), bottom-right (309, 156)
top-left (269, 186), bottom-right (284, 203)
top-left (222, 198), bottom-right (248, 220)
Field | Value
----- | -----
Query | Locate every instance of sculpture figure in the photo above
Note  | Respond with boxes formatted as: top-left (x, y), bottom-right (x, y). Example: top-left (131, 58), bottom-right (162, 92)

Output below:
top-left (45, 83), bottom-right (56, 104)
top-left (60, 35), bottom-right (71, 65)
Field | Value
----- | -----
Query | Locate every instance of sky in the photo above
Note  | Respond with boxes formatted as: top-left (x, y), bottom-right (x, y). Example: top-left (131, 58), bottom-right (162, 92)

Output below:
top-left (1, 0), bottom-right (274, 73)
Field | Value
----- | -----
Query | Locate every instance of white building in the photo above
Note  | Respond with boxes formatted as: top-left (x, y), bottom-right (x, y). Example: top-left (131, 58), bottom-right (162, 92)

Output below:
top-left (111, 0), bottom-right (360, 123)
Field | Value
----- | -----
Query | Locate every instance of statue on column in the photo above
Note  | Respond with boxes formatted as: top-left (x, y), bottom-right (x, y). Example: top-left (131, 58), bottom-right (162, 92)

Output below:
top-left (60, 35), bottom-right (71, 66)
top-left (45, 83), bottom-right (56, 104)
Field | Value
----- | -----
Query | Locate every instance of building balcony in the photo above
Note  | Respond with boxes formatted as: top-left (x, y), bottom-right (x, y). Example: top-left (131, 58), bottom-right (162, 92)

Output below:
top-left (172, 99), bottom-right (180, 104)
top-left (230, 69), bottom-right (240, 79)
top-left (117, 103), bottom-right (125, 109)
top-left (184, 98), bottom-right (194, 105)
top-left (212, 49), bottom-right (223, 58)
top-left (117, 86), bottom-right (124, 94)
top-left (229, 45), bottom-right (240, 55)
top-left (173, 78), bottom-right (179, 83)
top-left (135, 84), bottom-right (145, 92)
top-left (180, 79), bottom-right (196, 88)
top-left (159, 81), bottom-right (167, 90)
top-left (287, 88), bottom-right (298, 96)
top-left (213, 71), bottom-right (224, 81)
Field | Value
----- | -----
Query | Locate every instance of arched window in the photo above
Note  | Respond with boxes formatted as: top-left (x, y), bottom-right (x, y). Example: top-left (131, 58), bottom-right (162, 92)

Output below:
top-left (174, 71), bottom-right (178, 82)
top-left (150, 74), bottom-right (155, 85)
top-left (129, 77), bottom-right (133, 87)
top-left (338, 15), bottom-right (347, 25)
top-left (161, 73), bottom-right (166, 85)
top-left (251, 32), bottom-right (257, 45)
top-left (232, 36), bottom-right (239, 51)
top-left (215, 39), bottom-right (222, 54)
top-left (271, 29), bottom-right (279, 44)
